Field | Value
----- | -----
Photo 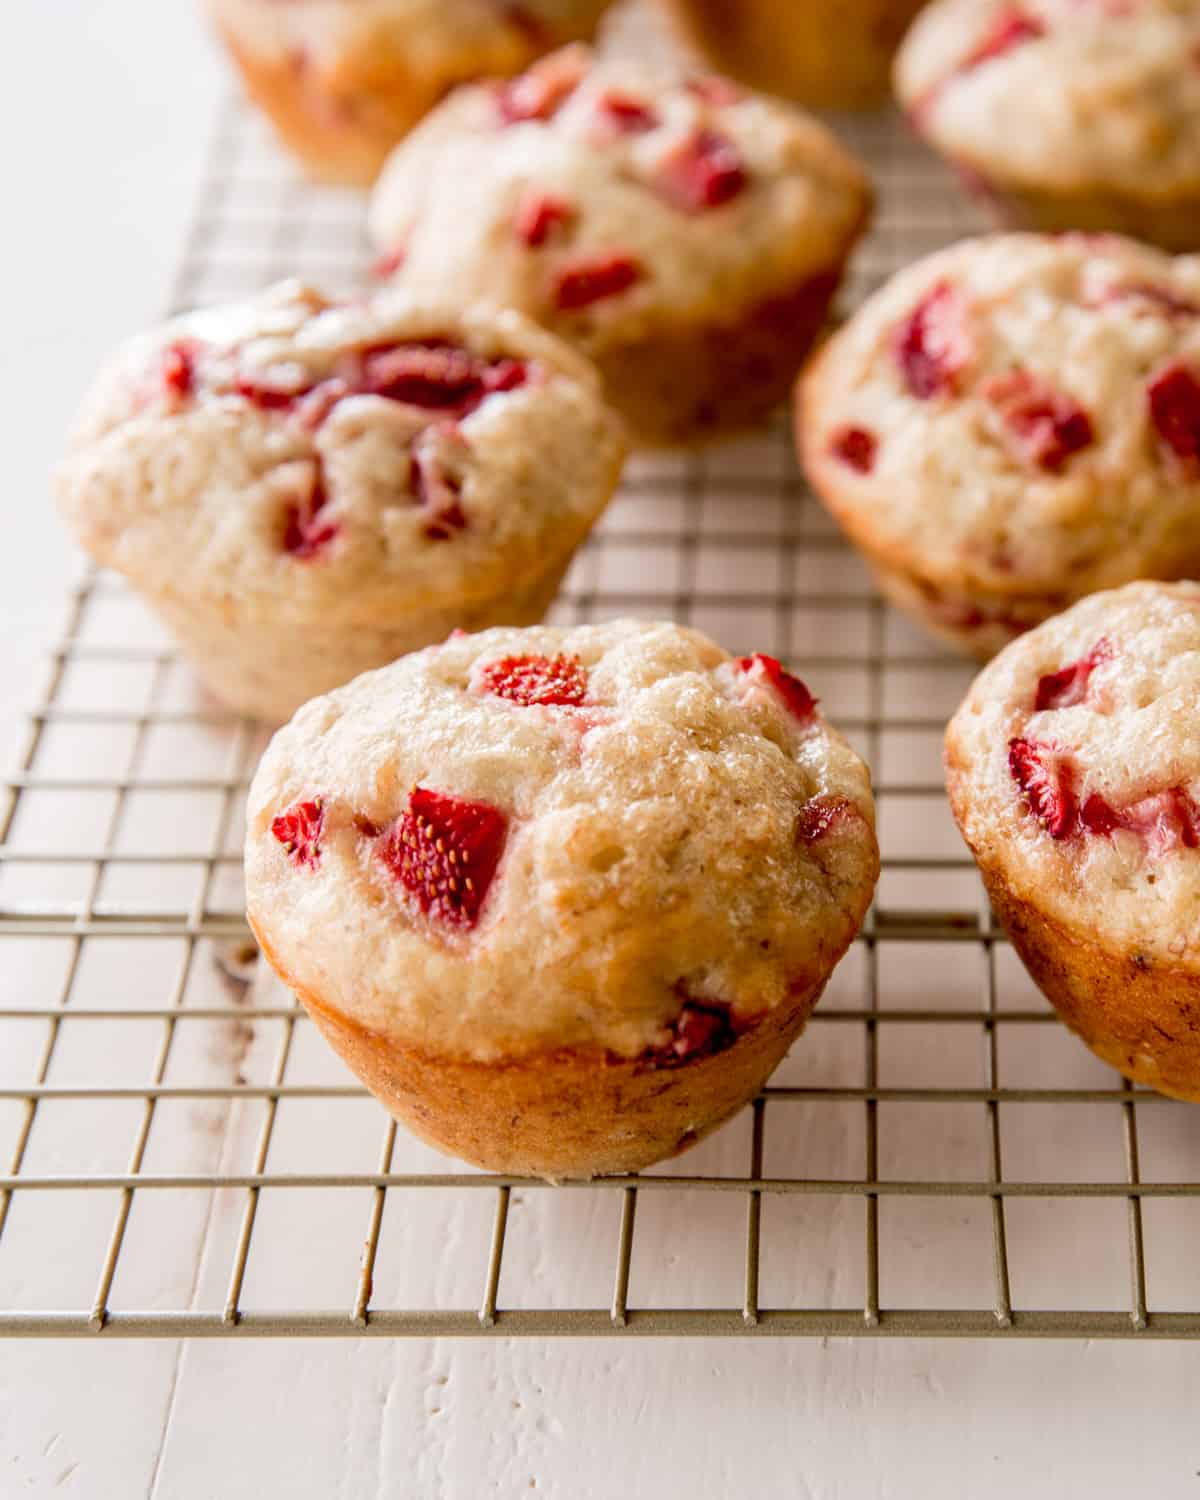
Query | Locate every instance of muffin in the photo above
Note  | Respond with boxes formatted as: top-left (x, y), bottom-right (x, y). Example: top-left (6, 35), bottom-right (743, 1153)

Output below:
top-left (368, 45), bottom-right (872, 445)
top-left (946, 581), bottom-right (1200, 1100)
top-left (799, 232), bottom-right (1200, 659)
top-left (659, 0), bottom-right (929, 110)
top-left (56, 281), bottom-right (625, 723)
top-left (206, 0), bottom-right (614, 185)
top-left (245, 620), bottom-right (879, 1177)
top-left (895, 0), bottom-right (1200, 251)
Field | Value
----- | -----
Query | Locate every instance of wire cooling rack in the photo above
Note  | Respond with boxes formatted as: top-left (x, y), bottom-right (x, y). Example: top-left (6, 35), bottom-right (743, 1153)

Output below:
top-left (5, 37), bottom-right (1200, 1343)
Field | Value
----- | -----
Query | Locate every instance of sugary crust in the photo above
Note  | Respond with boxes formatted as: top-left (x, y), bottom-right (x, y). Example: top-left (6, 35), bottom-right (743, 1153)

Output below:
top-left (660, 0), bottom-right (929, 109)
top-left (799, 234), bottom-right (1200, 652)
top-left (245, 620), bottom-right (879, 1065)
top-left (57, 282), bottom-right (625, 718)
top-left (945, 581), bottom-right (1200, 966)
top-left (253, 919), bottom-right (831, 1177)
top-left (207, 0), bottom-right (612, 184)
top-left (369, 46), bottom-right (872, 442)
top-left (896, 0), bottom-right (1200, 226)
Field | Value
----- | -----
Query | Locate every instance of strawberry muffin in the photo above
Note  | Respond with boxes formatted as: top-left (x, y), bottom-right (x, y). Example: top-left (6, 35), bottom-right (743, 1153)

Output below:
top-left (799, 233), bottom-right (1200, 658)
top-left (659, 0), bottom-right (929, 110)
top-left (368, 46), bottom-right (872, 444)
top-left (245, 620), bottom-right (879, 1177)
top-left (206, 0), bottom-right (614, 185)
top-left (946, 581), bottom-right (1200, 1100)
top-left (895, 0), bottom-right (1200, 251)
top-left (56, 281), bottom-right (625, 723)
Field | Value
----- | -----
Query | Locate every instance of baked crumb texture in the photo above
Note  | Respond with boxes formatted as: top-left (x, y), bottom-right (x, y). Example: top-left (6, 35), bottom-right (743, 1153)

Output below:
top-left (245, 620), bottom-right (879, 1176)
top-left (946, 581), bottom-right (1200, 1099)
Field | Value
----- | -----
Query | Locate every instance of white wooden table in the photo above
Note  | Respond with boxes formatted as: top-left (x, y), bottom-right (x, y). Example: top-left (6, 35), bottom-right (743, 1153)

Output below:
top-left (5, 5), bottom-right (1200, 1496)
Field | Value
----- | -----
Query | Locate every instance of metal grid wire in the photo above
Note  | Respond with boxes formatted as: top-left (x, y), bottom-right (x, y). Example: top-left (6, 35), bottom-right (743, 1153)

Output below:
top-left (4, 58), bottom-right (1200, 1341)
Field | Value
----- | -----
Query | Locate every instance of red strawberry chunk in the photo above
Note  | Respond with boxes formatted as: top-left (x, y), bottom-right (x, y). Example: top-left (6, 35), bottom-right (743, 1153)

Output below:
top-left (1101, 282), bottom-right (1199, 319)
top-left (830, 424), bottom-right (878, 474)
top-left (357, 342), bottom-right (527, 415)
top-left (894, 282), bottom-right (974, 399)
top-left (735, 653), bottom-right (817, 724)
top-left (283, 466), bottom-right (339, 559)
top-left (1081, 786), bottom-right (1200, 854)
top-left (596, 90), bottom-right (658, 133)
top-left (1147, 361), bottom-right (1200, 463)
top-left (796, 795), bottom-right (852, 845)
top-left (984, 369), bottom-right (1094, 473)
top-left (370, 245), bottom-right (406, 279)
top-left (235, 373), bottom-right (312, 411)
top-left (1008, 737), bottom-right (1076, 839)
top-left (683, 74), bottom-right (744, 107)
top-left (271, 797), bottom-right (325, 869)
top-left (161, 340), bottom-right (200, 400)
top-left (554, 252), bottom-right (644, 310)
top-left (653, 128), bottom-right (747, 213)
top-left (643, 995), bottom-right (742, 1069)
top-left (1034, 638), bottom-right (1112, 711)
top-left (410, 435), bottom-right (469, 541)
top-left (513, 191), bottom-right (574, 247)
top-left (479, 653), bottom-right (589, 707)
top-left (379, 786), bottom-right (507, 928)
top-left (960, 7), bottom-right (1046, 72)
top-left (496, 50), bottom-right (585, 123)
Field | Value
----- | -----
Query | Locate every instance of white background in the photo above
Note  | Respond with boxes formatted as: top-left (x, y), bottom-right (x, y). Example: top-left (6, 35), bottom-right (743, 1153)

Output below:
top-left (4, 3), bottom-right (1200, 1497)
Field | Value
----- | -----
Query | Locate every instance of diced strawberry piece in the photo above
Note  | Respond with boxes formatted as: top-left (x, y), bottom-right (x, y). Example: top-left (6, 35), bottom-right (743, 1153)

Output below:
top-left (984, 369), bottom-right (1094, 473)
top-left (271, 797), bottom-right (325, 869)
top-left (735, 654), bottom-right (817, 724)
top-left (370, 245), bottom-right (406, 279)
top-left (796, 795), bottom-right (852, 844)
top-left (513, 191), bottom-right (574, 248)
top-left (596, 90), bottom-right (658, 133)
top-left (1100, 282), bottom-right (1199, 319)
top-left (235, 374), bottom-right (312, 411)
top-left (642, 995), bottom-right (742, 1069)
top-left (1116, 788), bottom-right (1200, 855)
top-left (1147, 361), bottom-right (1200, 463)
top-left (653, 128), bottom-right (746, 213)
top-left (496, 49), bottom-right (585, 124)
top-left (894, 282), bottom-right (974, 399)
top-left (554, 252), bottom-right (644, 310)
top-left (1034, 638), bottom-right (1112, 711)
top-left (161, 340), bottom-right (199, 400)
top-left (379, 785), bottom-right (507, 928)
top-left (683, 74), bottom-right (744, 107)
top-left (960, 8), bottom-right (1046, 72)
top-left (479, 653), bottom-right (589, 707)
top-left (282, 466), bottom-right (339, 559)
top-left (357, 342), bottom-right (527, 415)
top-left (830, 424), bottom-right (878, 474)
top-left (410, 427), bottom-right (470, 541)
top-left (1008, 737), bottom-right (1076, 839)
top-left (1080, 792), bottom-right (1121, 837)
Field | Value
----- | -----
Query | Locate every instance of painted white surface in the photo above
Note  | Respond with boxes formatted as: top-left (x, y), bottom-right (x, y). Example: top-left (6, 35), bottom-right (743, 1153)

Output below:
top-left (5, 4), bottom-right (1200, 1498)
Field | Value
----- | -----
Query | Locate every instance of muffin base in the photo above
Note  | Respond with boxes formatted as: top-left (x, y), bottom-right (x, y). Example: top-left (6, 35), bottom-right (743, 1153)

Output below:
top-left (658, 0), bottom-right (927, 109)
top-left (596, 268), bottom-right (852, 446)
top-left (974, 863), bottom-right (1200, 1104)
top-left (151, 547), bottom-right (578, 724)
top-left (214, 26), bottom-right (428, 185)
top-left (946, 156), bottom-right (1200, 254)
top-left (252, 913), bottom-right (830, 1177)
